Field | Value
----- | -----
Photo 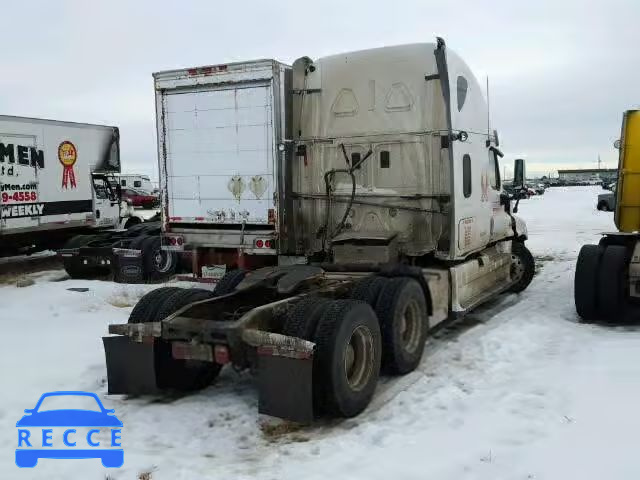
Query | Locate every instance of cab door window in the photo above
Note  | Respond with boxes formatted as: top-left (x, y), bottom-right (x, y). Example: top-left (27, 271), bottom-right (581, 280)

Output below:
top-left (489, 150), bottom-right (501, 190)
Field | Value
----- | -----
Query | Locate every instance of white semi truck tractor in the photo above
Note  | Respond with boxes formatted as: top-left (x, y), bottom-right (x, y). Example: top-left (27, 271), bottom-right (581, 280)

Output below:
top-left (104, 39), bottom-right (534, 422)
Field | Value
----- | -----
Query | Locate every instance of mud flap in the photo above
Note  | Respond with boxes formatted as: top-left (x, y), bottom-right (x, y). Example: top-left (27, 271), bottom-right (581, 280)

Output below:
top-left (103, 336), bottom-right (160, 394)
top-left (111, 249), bottom-right (144, 284)
top-left (257, 349), bottom-right (314, 423)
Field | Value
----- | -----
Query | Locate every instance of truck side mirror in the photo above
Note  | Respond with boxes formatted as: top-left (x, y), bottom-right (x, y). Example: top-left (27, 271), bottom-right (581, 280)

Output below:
top-left (513, 158), bottom-right (526, 189)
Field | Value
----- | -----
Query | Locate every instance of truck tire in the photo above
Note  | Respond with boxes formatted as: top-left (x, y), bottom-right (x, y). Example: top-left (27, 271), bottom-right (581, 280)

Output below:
top-left (214, 269), bottom-right (247, 296)
top-left (156, 288), bottom-right (214, 321)
top-left (62, 235), bottom-right (99, 279)
top-left (313, 300), bottom-right (381, 417)
top-left (574, 244), bottom-right (604, 322)
top-left (153, 288), bottom-right (221, 390)
top-left (349, 276), bottom-right (389, 307)
top-left (124, 217), bottom-right (142, 229)
top-left (508, 242), bottom-right (535, 293)
top-left (597, 245), bottom-right (629, 322)
top-left (141, 236), bottom-right (177, 281)
top-left (128, 287), bottom-right (182, 324)
top-left (283, 297), bottom-right (332, 340)
top-left (597, 200), bottom-right (607, 211)
top-left (374, 278), bottom-right (429, 374)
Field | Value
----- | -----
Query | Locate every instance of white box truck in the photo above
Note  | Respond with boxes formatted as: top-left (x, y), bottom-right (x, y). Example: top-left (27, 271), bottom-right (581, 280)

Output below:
top-left (0, 115), bottom-right (121, 256)
top-left (154, 60), bottom-right (290, 279)
top-left (0, 116), bottom-right (174, 283)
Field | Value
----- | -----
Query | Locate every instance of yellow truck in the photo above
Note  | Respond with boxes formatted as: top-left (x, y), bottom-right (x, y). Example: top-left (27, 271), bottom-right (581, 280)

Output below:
top-left (575, 109), bottom-right (640, 322)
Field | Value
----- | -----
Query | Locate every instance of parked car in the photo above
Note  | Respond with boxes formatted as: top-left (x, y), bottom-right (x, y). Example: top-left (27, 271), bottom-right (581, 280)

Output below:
top-left (535, 183), bottom-right (546, 195)
top-left (597, 187), bottom-right (616, 211)
top-left (503, 183), bottom-right (530, 200)
top-left (121, 188), bottom-right (159, 209)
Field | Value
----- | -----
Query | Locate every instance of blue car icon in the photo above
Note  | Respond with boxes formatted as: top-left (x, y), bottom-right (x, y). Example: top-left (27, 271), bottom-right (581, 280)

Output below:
top-left (16, 391), bottom-right (123, 468)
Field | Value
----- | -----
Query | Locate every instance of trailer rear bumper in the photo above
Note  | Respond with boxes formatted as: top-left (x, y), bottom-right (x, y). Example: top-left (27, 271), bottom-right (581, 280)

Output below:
top-left (162, 228), bottom-right (276, 255)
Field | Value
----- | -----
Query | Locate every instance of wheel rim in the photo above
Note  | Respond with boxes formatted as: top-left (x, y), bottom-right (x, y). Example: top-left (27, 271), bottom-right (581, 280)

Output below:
top-left (343, 325), bottom-right (375, 392)
top-left (399, 299), bottom-right (421, 353)
top-left (153, 248), bottom-right (173, 273)
top-left (511, 254), bottom-right (525, 283)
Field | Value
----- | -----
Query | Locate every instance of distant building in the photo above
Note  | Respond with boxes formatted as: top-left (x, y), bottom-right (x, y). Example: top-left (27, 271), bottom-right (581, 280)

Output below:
top-left (557, 168), bottom-right (617, 184)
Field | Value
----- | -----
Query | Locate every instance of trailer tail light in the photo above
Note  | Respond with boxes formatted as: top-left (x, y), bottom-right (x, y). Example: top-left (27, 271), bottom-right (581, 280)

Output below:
top-left (254, 238), bottom-right (274, 249)
top-left (214, 345), bottom-right (230, 365)
top-left (163, 234), bottom-right (185, 251)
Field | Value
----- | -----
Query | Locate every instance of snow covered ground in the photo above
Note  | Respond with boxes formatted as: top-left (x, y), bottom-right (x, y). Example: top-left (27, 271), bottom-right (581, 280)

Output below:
top-left (2, 186), bottom-right (639, 479)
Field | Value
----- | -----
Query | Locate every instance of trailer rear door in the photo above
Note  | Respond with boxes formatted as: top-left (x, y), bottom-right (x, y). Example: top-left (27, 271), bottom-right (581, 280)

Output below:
top-left (161, 82), bottom-right (275, 224)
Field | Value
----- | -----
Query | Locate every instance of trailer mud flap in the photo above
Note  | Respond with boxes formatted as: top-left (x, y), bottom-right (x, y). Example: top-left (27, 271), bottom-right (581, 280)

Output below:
top-left (257, 348), bottom-right (314, 423)
top-left (102, 336), bottom-right (160, 394)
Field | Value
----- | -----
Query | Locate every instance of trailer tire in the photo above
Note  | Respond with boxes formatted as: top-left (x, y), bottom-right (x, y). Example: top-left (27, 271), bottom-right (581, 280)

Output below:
top-left (62, 235), bottom-right (101, 279)
top-left (154, 288), bottom-right (221, 390)
top-left (128, 287), bottom-right (183, 324)
top-left (349, 276), bottom-right (389, 307)
top-left (283, 297), bottom-right (332, 340)
top-left (508, 241), bottom-right (535, 293)
top-left (313, 300), bottom-right (381, 417)
top-left (374, 278), bottom-right (428, 375)
top-left (597, 245), bottom-right (629, 322)
top-left (141, 236), bottom-right (177, 281)
top-left (214, 269), bottom-right (247, 296)
top-left (574, 244), bottom-right (604, 322)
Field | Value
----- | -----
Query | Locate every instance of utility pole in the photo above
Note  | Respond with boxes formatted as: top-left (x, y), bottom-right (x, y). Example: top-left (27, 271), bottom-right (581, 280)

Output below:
top-left (598, 154), bottom-right (602, 171)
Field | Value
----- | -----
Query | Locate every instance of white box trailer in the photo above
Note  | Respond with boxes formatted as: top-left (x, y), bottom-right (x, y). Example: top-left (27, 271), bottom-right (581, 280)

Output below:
top-left (0, 116), bottom-right (121, 256)
top-left (154, 60), bottom-right (290, 276)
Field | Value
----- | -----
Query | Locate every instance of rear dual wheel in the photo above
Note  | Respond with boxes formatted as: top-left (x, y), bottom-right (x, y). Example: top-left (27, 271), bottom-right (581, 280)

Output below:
top-left (129, 287), bottom-right (220, 390)
top-left (283, 276), bottom-right (429, 418)
top-left (351, 275), bottom-right (429, 373)
top-left (374, 278), bottom-right (429, 374)
top-left (312, 300), bottom-right (381, 417)
top-left (575, 243), bottom-right (630, 323)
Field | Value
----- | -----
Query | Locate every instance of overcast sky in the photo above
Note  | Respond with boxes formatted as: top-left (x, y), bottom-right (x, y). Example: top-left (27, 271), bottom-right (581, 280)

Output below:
top-left (0, 0), bottom-right (636, 179)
